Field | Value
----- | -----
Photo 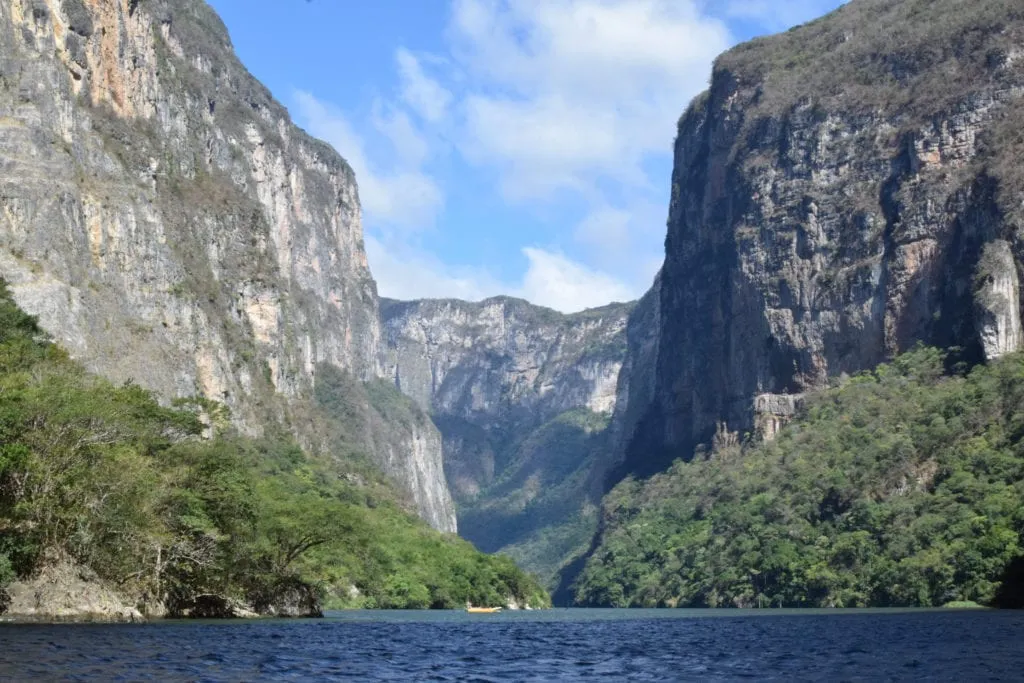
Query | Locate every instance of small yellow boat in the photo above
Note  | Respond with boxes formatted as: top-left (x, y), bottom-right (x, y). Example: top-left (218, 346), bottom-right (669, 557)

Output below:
top-left (466, 606), bottom-right (502, 614)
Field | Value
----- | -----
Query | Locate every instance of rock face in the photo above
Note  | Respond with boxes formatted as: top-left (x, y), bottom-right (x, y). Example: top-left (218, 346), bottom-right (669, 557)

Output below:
top-left (359, 378), bottom-right (456, 533)
top-left (382, 297), bottom-right (630, 498)
top-left (0, 0), bottom-right (453, 530)
top-left (381, 297), bottom-right (631, 584)
top-left (604, 273), bottom-right (661, 474)
top-left (618, 0), bottom-right (1024, 477)
top-left (975, 239), bottom-right (1023, 360)
top-left (383, 298), bottom-right (628, 424)
top-left (3, 562), bottom-right (142, 622)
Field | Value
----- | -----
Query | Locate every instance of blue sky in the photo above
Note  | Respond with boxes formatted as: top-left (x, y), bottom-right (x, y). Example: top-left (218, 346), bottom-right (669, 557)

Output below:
top-left (206, 0), bottom-right (846, 311)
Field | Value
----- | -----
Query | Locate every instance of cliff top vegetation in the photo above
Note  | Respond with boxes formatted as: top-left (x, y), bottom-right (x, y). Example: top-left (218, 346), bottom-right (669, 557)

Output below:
top-left (715, 0), bottom-right (1024, 117)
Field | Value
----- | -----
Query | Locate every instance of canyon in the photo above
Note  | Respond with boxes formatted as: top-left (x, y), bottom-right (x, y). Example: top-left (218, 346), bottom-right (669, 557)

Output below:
top-left (5, 0), bottom-right (1024, 608)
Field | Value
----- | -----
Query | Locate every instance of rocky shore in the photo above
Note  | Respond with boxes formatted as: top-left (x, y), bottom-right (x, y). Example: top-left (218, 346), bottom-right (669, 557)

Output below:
top-left (0, 562), bottom-right (324, 623)
top-left (1, 563), bottom-right (143, 623)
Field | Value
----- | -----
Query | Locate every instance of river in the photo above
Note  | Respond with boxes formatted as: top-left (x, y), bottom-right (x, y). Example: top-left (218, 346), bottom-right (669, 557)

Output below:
top-left (1, 608), bottom-right (1021, 680)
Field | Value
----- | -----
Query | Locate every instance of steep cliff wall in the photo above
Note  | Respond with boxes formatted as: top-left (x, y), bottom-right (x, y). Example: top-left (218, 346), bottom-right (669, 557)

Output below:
top-left (620, 0), bottom-right (1024, 477)
top-left (382, 296), bottom-right (631, 584)
top-left (604, 272), bottom-right (660, 475)
top-left (0, 0), bottom-right (454, 531)
top-left (383, 298), bottom-right (627, 420)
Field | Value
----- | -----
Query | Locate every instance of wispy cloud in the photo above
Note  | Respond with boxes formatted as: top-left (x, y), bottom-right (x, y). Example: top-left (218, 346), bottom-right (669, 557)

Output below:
top-left (574, 207), bottom-right (632, 257)
top-left (293, 91), bottom-right (443, 230)
top-left (518, 247), bottom-right (635, 310)
top-left (366, 235), bottom-right (504, 302)
top-left (450, 0), bottom-right (730, 200)
top-left (396, 48), bottom-right (452, 123)
top-left (368, 235), bottom-right (635, 312)
top-left (292, 0), bottom-right (839, 311)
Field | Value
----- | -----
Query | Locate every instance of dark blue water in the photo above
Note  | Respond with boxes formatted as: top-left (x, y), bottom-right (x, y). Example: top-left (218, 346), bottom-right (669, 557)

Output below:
top-left (1, 608), bottom-right (1022, 681)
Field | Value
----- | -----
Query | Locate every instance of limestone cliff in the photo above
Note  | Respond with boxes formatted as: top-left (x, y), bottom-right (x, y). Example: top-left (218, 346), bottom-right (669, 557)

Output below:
top-left (381, 296), bottom-right (631, 585)
top-left (618, 0), bottom-right (1024, 477)
top-left (604, 272), bottom-right (660, 474)
top-left (0, 0), bottom-right (454, 531)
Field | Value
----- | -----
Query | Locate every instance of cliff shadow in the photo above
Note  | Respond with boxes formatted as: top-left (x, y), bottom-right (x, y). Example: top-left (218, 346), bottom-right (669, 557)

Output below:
top-left (550, 539), bottom-right (599, 607)
top-left (993, 554), bottom-right (1024, 608)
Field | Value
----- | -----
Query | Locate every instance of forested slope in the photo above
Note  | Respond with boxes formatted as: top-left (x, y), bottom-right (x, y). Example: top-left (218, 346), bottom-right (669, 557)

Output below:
top-left (0, 283), bottom-right (547, 618)
top-left (578, 348), bottom-right (1024, 608)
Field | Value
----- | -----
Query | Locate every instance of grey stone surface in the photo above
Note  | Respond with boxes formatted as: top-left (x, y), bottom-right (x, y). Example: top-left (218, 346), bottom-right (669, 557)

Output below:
top-left (382, 296), bottom-right (631, 503)
top-left (381, 296), bottom-right (632, 582)
top-left (616, 0), bottom-right (1024, 477)
top-left (4, 562), bottom-right (142, 623)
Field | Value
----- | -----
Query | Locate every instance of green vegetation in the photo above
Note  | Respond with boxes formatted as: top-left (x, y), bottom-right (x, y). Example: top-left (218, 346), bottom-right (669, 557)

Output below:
top-left (458, 409), bottom-right (610, 590)
top-left (0, 282), bottom-right (547, 614)
top-left (576, 347), bottom-right (1024, 608)
top-left (717, 0), bottom-right (1024, 117)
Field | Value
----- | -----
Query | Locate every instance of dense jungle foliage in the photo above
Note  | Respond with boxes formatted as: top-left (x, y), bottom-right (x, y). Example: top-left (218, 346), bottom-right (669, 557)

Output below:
top-left (576, 347), bottom-right (1024, 608)
top-left (0, 283), bottom-right (547, 614)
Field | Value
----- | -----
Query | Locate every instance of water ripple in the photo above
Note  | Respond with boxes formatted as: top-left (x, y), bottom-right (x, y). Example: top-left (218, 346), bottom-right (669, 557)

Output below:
top-left (0, 609), bottom-right (1022, 681)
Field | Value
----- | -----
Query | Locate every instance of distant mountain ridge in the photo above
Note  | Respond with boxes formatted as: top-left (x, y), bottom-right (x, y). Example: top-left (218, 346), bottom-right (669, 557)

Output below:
top-left (381, 295), bottom-right (633, 588)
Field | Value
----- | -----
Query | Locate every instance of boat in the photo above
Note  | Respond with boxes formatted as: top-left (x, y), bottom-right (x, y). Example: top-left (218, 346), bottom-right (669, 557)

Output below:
top-left (466, 606), bottom-right (502, 614)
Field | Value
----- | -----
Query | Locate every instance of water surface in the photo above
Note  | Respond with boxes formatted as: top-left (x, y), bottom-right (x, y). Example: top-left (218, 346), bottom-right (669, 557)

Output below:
top-left (1, 608), bottom-right (1021, 681)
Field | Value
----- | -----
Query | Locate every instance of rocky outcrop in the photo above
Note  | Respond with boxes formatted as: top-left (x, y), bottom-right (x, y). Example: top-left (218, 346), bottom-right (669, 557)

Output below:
top-left (975, 240), bottom-right (1024, 359)
top-left (753, 392), bottom-right (805, 441)
top-left (2, 562), bottom-right (142, 622)
top-left (381, 297), bottom-right (632, 584)
top-left (0, 0), bottom-right (452, 529)
top-left (169, 582), bottom-right (322, 618)
top-left (618, 0), bottom-right (1024, 476)
top-left (362, 381), bottom-right (457, 533)
top-left (169, 594), bottom-right (259, 619)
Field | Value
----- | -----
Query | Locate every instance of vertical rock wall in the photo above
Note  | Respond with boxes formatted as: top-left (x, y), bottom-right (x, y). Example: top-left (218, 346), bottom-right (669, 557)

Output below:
top-left (616, 0), bottom-right (1024, 476)
top-left (381, 296), bottom-right (632, 581)
top-left (0, 0), bottom-right (454, 531)
top-left (381, 296), bottom-right (630, 502)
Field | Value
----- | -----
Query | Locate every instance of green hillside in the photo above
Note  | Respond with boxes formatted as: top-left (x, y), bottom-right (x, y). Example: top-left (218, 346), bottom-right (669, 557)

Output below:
top-left (577, 347), bottom-right (1024, 608)
top-left (0, 282), bottom-right (547, 615)
top-left (457, 408), bottom-right (610, 590)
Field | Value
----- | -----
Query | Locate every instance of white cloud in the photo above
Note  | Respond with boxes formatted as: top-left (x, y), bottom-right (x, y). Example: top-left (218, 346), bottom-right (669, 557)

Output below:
top-left (372, 104), bottom-right (430, 167)
top-left (396, 48), bottom-right (452, 123)
top-left (574, 206), bottom-right (633, 256)
top-left (518, 247), bottom-right (635, 310)
top-left (449, 0), bottom-right (730, 199)
top-left (293, 91), bottom-right (442, 230)
top-left (367, 237), bottom-right (636, 312)
top-left (293, 0), bottom-right (842, 310)
top-left (572, 202), bottom-right (666, 290)
top-left (366, 236), bottom-right (504, 302)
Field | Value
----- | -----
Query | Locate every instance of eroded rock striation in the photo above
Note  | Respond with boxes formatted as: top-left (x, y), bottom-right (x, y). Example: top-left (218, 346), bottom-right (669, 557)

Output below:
top-left (616, 0), bottom-right (1024, 477)
top-left (0, 0), bottom-right (453, 531)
